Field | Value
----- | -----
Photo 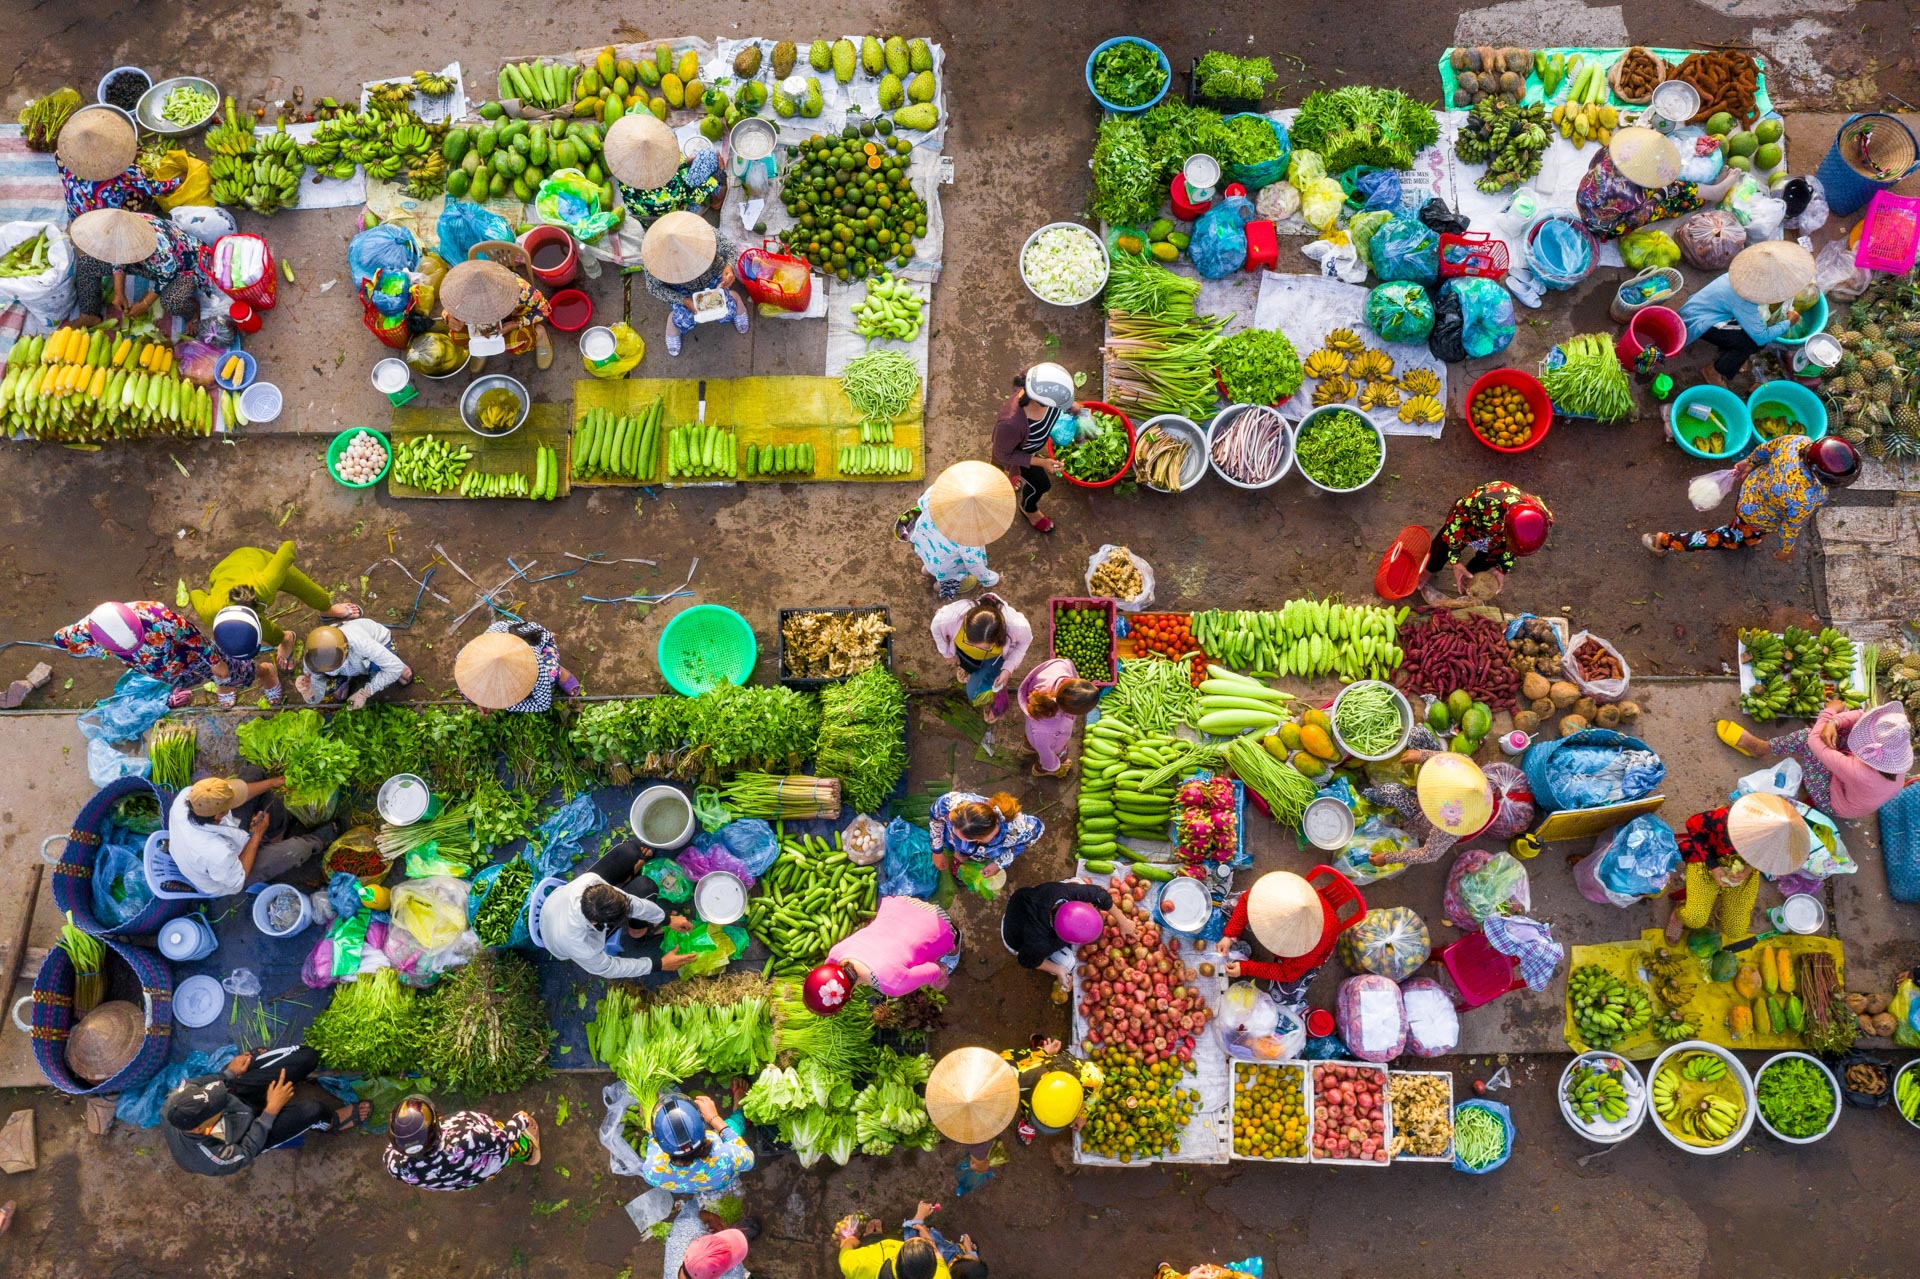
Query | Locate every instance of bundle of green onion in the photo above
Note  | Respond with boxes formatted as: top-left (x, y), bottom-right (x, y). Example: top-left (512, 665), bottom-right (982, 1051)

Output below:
top-left (1103, 252), bottom-right (1200, 320)
top-left (1104, 310), bottom-right (1231, 419)
top-left (147, 720), bottom-right (196, 791)
top-left (375, 806), bottom-right (474, 864)
top-left (60, 912), bottom-right (104, 1016)
top-left (721, 773), bottom-right (843, 820)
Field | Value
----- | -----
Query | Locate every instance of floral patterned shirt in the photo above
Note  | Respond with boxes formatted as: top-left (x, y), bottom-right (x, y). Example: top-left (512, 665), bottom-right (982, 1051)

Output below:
top-left (1435, 481), bottom-right (1543, 574)
top-left (383, 1110), bottom-right (531, 1191)
top-left (640, 1123), bottom-right (755, 1196)
top-left (53, 601), bottom-right (250, 690)
top-left (616, 143), bottom-right (721, 219)
top-left (59, 165), bottom-right (181, 219)
top-left (1737, 436), bottom-right (1827, 554)
top-left (1677, 807), bottom-right (1736, 868)
top-left (929, 792), bottom-right (1044, 870)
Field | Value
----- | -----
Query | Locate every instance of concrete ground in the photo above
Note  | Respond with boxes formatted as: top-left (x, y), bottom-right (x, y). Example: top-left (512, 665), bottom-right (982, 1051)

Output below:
top-left (4, 2), bottom-right (1920, 1278)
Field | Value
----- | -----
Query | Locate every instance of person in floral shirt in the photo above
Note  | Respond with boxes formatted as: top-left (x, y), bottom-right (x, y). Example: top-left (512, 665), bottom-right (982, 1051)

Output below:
top-left (1647, 435), bottom-right (1859, 560)
top-left (641, 1093), bottom-right (756, 1203)
top-left (1663, 795), bottom-right (1809, 945)
top-left (69, 208), bottom-right (205, 327)
top-left (55, 109), bottom-right (179, 218)
top-left (1421, 480), bottom-right (1553, 600)
top-left (929, 792), bottom-right (1043, 895)
top-left (54, 601), bottom-right (256, 709)
top-left (383, 1096), bottom-right (539, 1191)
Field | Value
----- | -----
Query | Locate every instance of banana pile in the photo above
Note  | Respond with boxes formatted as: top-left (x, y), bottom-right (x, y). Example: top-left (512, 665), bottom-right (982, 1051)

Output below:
top-left (1455, 100), bottom-right (1549, 193)
top-left (1740, 625), bottom-right (1864, 721)
top-left (1565, 1061), bottom-right (1631, 1126)
top-left (1568, 965), bottom-right (1654, 1049)
top-left (1653, 1053), bottom-right (1744, 1143)
top-left (410, 69), bottom-right (456, 99)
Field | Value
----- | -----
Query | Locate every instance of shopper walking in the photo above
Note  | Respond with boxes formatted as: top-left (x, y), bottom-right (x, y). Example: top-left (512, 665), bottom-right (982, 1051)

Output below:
top-left (384, 1095), bottom-right (540, 1190)
top-left (1419, 481), bottom-right (1553, 602)
top-left (805, 896), bottom-right (960, 1011)
top-left (1018, 659), bottom-right (1101, 776)
top-left (991, 364), bottom-right (1074, 534)
top-left (1645, 435), bottom-right (1858, 561)
top-left (931, 595), bottom-right (1031, 721)
top-left (54, 601), bottom-right (249, 709)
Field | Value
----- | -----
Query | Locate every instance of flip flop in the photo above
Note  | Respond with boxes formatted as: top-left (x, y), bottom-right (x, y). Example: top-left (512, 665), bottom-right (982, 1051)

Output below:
top-left (1715, 720), bottom-right (1760, 757)
top-left (1028, 515), bottom-right (1056, 535)
top-left (333, 1100), bottom-right (373, 1132)
top-left (1641, 533), bottom-right (1668, 557)
top-left (522, 1114), bottom-right (542, 1166)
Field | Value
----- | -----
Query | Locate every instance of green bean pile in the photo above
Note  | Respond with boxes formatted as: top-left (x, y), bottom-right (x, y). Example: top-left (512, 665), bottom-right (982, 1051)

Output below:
top-left (1332, 683), bottom-right (1404, 757)
top-left (1222, 733), bottom-right (1317, 825)
top-left (1452, 1102), bottom-right (1508, 1170)
top-left (839, 350), bottom-right (920, 438)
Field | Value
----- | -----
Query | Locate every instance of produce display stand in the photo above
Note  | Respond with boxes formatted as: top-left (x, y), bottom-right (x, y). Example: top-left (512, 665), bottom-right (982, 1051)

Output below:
top-left (1434, 47), bottom-right (1775, 115)
top-left (384, 401), bottom-right (572, 500)
top-left (1227, 1059), bottom-right (1312, 1164)
top-left (1735, 635), bottom-right (1868, 704)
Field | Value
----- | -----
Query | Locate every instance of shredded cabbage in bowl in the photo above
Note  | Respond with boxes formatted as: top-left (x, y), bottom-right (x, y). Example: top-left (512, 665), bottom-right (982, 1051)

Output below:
top-left (1021, 224), bottom-right (1108, 305)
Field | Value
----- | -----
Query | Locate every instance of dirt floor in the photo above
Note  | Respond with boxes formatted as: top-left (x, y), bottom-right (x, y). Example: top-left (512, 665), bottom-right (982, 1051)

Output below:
top-left (4, 2), bottom-right (1920, 1278)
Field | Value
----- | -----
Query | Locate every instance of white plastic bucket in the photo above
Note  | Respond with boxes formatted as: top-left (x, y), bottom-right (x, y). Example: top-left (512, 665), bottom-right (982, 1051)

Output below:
top-left (252, 883), bottom-right (313, 938)
top-left (630, 785), bottom-right (695, 851)
top-left (158, 915), bottom-right (218, 961)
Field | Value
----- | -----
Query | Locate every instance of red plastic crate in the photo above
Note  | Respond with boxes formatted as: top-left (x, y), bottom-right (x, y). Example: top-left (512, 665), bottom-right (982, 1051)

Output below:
top-left (1049, 595), bottom-right (1118, 687)
top-left (1439, 231), bottom-right (1509, 280)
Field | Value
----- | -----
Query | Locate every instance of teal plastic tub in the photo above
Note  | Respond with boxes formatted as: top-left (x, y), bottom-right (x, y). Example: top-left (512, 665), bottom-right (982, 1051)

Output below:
top-left (656, 605), bottom-right (757, 696)
top-left (1670, 385), bottom-right (1752, 460)
top-left (1746, 380), bottom-right (1829, 446)
top-left (1774, 294), bottom-right (1829, 348)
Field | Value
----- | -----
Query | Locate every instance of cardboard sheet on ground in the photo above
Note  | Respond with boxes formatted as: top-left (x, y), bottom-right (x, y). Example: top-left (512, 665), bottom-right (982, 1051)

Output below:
top-left (1251, 273), bottom-right (1448, 439)
top-left (1564, 928), bottom-right (1843, 1059)
top-left (385, 401), bottom-right (572, 499)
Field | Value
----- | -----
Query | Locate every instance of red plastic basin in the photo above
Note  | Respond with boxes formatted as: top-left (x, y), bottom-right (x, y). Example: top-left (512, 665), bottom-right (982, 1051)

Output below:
top-left (1047, 400), bottom-right (1136, 489)
top-left (1465, 368), bottom-right (1553, 454)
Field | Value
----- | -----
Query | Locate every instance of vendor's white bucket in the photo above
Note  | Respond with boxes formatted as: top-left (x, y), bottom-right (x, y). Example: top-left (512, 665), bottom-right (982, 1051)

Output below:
top-left (1182, 154), bottom-right (1221, 203)
top-left (694, 871), bottom-right (747, 926)
top-left (630, 785), bottom-right (696, 851)
top-left (252, 883), bottom-right (313, 938)
top-left (377, 773), bottom-right (440, 826)
top-left (158, 914), bottom-right (217, 962)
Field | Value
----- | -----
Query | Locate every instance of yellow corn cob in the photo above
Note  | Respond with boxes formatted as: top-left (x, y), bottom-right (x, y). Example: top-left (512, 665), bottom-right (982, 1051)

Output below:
top-left (89, 366), bottom-right (108, 398)
top-left (112, 338), bottom-right (132, 367)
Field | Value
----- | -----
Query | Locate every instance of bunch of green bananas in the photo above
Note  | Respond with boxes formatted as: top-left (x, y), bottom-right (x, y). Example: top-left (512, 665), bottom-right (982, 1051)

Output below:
top-left (256, 123), bottom-right (298, 160)
top-left (1652, 1009), bottom-right (1699, 1042)
top-left (1458, 100), bottom-right (1549, 192)
top-left (1568, 965), bottom-right (1653, 1049)
top-left (365, 82), bottom-right (415, 114)
top-left (411, 69), bottom-right (456, 98)
top-left (387, 119), bottom-right (431, 155)
top-left (245, 154), bottom-right (301, 215)
top-left (205, 96), bottom-right (255, 159)
top-left (1682, 1053), bottom-right (1728, 1083)
top-left (1566, 1063), bottom-right (1631, 1125)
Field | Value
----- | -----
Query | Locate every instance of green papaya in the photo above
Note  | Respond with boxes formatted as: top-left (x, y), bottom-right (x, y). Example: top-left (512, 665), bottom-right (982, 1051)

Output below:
top-left (442, 128), bottom-right (470, 164)
top-left (1709, 948), bottom-right (1739, 983)
top-left (1687, 928), bottom-right (1722, 959)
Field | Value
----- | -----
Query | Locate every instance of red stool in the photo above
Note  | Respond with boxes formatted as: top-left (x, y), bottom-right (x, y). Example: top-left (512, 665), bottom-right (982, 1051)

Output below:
top-left (1306, 864), bottom-right (1367, 939)
top-left (1170, 173), bottom-right (1216, 223)
top-left (1243, 220), bottom-right (1279, 273)
top-left (1436, 929), bottom-right (1526, 1010)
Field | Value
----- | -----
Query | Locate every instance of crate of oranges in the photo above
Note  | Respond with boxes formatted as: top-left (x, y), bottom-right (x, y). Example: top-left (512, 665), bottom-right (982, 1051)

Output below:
top-left (1122, 613), bottom-right (1208, 687)
top-left (1230, 1060), bottom-right (1311, 1163)
top-left (1467, 371), bottom-right (1551, 453)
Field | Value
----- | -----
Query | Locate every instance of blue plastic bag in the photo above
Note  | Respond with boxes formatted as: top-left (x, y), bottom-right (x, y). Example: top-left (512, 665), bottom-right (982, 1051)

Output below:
top-left (1444, 276), bottom-right (1516, 358)
top-left (347, 224), bottom-right (419, 289)
top-left (79, 671), bottom-right (172, 744)
top-left (116, 1046), bottom-right (237, 1128)
top-left (1878, 783), bottom-right (1920, 902)
top-left (535, 169), bottom-right (621, 242)
top-left (1579, 813), bottom-right (1681, 906)
top-left (1452, 1099), bottom-right (1515, 1173)
top-left (527, 794), bottom-right (606, 879)
top-left (711, 818), bottom-right (779, 879)
top-left (91, 842), bottom-right (154, 928)
top-left (1368, 214), bottom-right (1439, 285)
top-left (436, 200), bottom-right (514, 266)
top-left (879, 817), bottom-right (937, 900)
top-left (1191, 194), bottom-right (1257, 279)
top-left (1344, 166), bottom-right (1403, 212)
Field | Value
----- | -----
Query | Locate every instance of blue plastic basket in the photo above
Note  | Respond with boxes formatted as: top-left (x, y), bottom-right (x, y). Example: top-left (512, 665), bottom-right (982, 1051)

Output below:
top-left (51, 775), bottom-right (194, 937)
top-left (1816, 114), bottom-right (1919, 217)
top-left (1085, 38), bottom-right (1171, 115)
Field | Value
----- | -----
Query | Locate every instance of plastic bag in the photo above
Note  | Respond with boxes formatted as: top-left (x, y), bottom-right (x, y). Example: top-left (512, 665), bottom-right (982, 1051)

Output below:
top-left (90, 842), bottom-right (154, 928)
top-left (1302, 233), bottom-right (1366, 284)
top-left (348, 224), bottom-right (420, 289)
top-left (1620, 228), bottom-right (1681, 271)
top-left (1562, 630), bottom-right (1630, 702)
top-left (1335, 812), bottom-right (1417, 883)
top-left (840, 814), bottom-right (887, 867)
top-left (1429, 277), bottom-right (1513, 363)
top-left (677, 840), bottom-right (756, 891)
top-left (527, 794), bottom-right (606, 879)
top-left (1287, 149), bottom-right (1326, 189)
top-left (1255, 180), bottom-right (1301, 224)
top-left (1443, 848), bottom-right (1530, 928)
top-left (1346, 210), bottom-right (1392, 269)
top-left (1688, 467), bottom-right (1741, 511)
top-left (1191, 194), bottom-right (1256, 279)
top-left (1781, 176), bottom-right (1829, 236)
top-left (169, 206), bottom-right (239, 246)
top-left (1215, 982), bottom-right (1306, 1062)
top-left (389, 875), bottom-right (473, 953)
top-left (436, 200), bottom-right (514, 266)
top-left (644, 858), bottom-right (696, 904)
top-left (1451, 1099), bottom-right (1513, 1173)
top-left (1672, 128), bottom-right (1725, 184)
top-left (879, 816), bottom-right (937, 900)
top-left (1479, 762), bottom-right (1536, 840)
top-left (600, 1080), bottom-right (649, 1176)
top-left (1400, 976), bottom-right (1460, 1057)
top-left (710, 818), bottom-right (780, 878)
top-left (80, 671), bottom-right (173, 747)
top-left (1728, 181), bottom-right (1786, 241)
top-left (1368, 215), bottom-right (1438, 285)
top-left (0, 221), bottom-right (74, 331)
top-left (1344, 166), bottom-right (1403, 213)
top-left (1528, 217), bottom-right (1594, 286)
top-left (1575, 813), bottom-right (1680, 906)
top-left (1299, 178), bottom-right (1346, 234)
top-left (1892, 976), bottom-right (1920, 1049)
top-left (1366, 281), bottom-right (1434, 343)
top-left (1814, 240), bottom-right (1870, 301)
top-left (1335, 905), bottom-right (1430, 981)
top-left (115, 1046), bottom-right (237, 1129)
top-left (663, 921), bottom-right (741, 976)
top-left (1418, 198), bottom-right (1470, 237)
top-left (148, 150), bottom-right (209, 211)
top-left (1676, 209), bottom-right (1746, 271)
top-left (585, 320), bottom-right (647, 378)
top-left (1334, 974), bottom-right (1406, 1063)
top-left (1086, 544), bottom-right (1156, 611)
top-left (536, 168), bottom-right (622, 242)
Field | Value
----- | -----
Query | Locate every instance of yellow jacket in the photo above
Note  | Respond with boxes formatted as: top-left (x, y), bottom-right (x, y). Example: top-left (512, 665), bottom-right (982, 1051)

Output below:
top-left (190, 541), bottom-right (332, 645)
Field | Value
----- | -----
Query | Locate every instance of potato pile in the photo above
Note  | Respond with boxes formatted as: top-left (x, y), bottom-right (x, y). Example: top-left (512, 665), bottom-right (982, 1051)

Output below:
top-left (1514, 670), bottom-right (1640, 736)
top-left (1448, 47), bottom-right (1534, 107)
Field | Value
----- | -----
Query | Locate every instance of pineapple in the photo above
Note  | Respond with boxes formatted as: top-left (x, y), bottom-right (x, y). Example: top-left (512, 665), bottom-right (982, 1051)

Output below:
top-left (1837, 353), bottom-right (1859, 375)
top-left (1874, 348), bottom-right (1900, 370)
top-left (1895, 320), bottom-right (1920, 340)
top-left (1872, 382), bottom-right (1896, 405)
top-left (1842, 329), bottom-right (1865, 345)
top-left (1886, 429), bottom-right (1920, 459)
top-left (1895, 402), bottom-right (1920, 435)
top-left (1862, 322), bottom-right (1886, 341)
top-left (1846, 371), bottom-right (1868, 393)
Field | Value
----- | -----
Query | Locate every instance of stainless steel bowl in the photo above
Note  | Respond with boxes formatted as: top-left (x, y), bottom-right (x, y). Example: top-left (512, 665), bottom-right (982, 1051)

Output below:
top-left (135, 76), bottom-right (220, 136)
top-left (459, 374), bottom-right (529, 438)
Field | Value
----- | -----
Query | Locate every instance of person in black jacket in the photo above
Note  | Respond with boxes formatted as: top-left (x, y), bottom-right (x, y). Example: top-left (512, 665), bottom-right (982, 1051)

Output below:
top-left (162, 1045), bottom-right (367, 1176)
top-left (999, 879), bottom-right (1133, 986)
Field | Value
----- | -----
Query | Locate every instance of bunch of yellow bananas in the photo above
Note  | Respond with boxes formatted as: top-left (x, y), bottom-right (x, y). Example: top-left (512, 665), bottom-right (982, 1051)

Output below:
top-left (411, 69), bottom-right (456, 98)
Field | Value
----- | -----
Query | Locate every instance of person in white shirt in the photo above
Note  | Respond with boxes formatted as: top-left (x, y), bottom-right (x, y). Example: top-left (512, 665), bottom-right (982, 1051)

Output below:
top-left (165, 776), bottom-right (333, 897)
top-left (541, 839), bottom-right (701, 980)
top-left (295, 620), bottom-right (411, 709)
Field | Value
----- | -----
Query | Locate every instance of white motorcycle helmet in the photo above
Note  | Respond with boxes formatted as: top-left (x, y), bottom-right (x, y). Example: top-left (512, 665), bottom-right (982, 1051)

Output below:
top-left (1023, 362), bottom-right (1076, 410)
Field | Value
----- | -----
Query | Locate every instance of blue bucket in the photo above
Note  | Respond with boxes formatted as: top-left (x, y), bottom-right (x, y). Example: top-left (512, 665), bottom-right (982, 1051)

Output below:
top-left (1670, 384), bottom-right (1752, 460)
top-left (1084, 38), bottom-right (1171, 115)
top-left (1816, 114), bottom-right (1920, 216)
top-left (1746, 379), bottom-right (1829, 447)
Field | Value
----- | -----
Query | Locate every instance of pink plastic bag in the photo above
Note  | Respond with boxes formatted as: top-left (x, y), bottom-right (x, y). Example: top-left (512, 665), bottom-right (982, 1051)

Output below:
top-left (1479, 761), bottom-right (1536, 840)
top-left (1400, 976), bottom-right (1460, 1057)
top-left (1335, 974), bottom-right (1407, 1062)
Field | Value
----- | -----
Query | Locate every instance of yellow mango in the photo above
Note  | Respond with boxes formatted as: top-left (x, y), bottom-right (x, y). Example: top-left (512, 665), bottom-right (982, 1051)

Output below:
top-left (676, 50), bottom-right (699, 83)
top-left (661, 74), bottom-right (684, 108)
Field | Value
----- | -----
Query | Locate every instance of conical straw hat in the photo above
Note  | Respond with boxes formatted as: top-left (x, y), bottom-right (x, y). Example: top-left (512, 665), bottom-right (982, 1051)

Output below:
top-left (1417, 752), bottom-right (1494, 835)
top-left (69, 208), bottom-right (156, 265)
top-left (440, 259), bottom-right (524, 325)
top-left (1608, 126), bottom-right (1681, 188)
top-left (925, 461), bottom-right (1016, 547)
top-left (1726, 791), bottom-right (1811, 875)
top-left (604, 113), bottom-right (682, 190)
top-left (640, 211), bottom-right (719, 284)
top-left (454, 630), bottom-right (539, 709)
top-left (1728, 240), bottom-right (1817, 305)
top-left (925, 1046), bottom-right (1020, 1144)
top-left (1246, 872), bottom-right (1324, 957)
top-left (57, 108), bottom-right (137, 182)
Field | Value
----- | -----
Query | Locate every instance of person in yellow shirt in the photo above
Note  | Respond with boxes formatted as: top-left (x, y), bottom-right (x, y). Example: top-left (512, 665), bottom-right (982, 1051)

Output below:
top-left (836, 1201), bottom-right (949, 1279)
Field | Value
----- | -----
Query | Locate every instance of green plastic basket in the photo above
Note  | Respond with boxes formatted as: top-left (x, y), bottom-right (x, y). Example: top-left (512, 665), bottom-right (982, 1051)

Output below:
top-left (657, 605), bottom-right (757, 695)
top-left (326, 427), bottom-right (391, 489)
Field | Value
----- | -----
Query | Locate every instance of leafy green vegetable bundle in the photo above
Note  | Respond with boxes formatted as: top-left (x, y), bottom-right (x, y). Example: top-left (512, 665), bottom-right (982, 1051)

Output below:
top-left (571, 683), bottom-right (821, 780)
top-left (1058, 411), bottom-right (1133, 482)
top-left (1193, 51), bottom-right (1278, 101)
top-left (323, 703), bottom-right (425, 793)
top-left (417, 949), bottom-right (552, 1095)
top-left (1290, 86), bottom-right (1440, 172)
top-left (1090, 116), bottom-right (1160, 228)
top-left (304, 969), bottom-right (425, 1076)
top-left (813, 666), bottom-right (908, 813)
top-left (1216, 328), bottom-right (1304, 405)
top-left (589, 983), bottom-right (776, 1114)
top-left (237, 709), bottom-right (355, 822)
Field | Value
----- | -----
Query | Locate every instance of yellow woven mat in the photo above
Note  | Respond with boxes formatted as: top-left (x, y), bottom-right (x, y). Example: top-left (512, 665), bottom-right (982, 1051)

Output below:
top-left (1564, 929), bottom-right (1844, 1059)
top-left (385, 402), bottom-right (572, 500)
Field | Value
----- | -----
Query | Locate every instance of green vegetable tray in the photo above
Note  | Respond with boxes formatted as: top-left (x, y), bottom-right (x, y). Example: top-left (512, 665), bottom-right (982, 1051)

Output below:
top-left (572, 375), bottom-right (924, 486)
top-left (1435, 47), bottom-right (1773, 114)
top-left (385, 401), bottom-right (571, 500)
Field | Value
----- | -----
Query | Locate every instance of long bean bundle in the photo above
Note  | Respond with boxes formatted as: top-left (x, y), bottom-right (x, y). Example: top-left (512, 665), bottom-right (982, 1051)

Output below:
top-left (59, 911), bottom-right (104, 1016)
top-left (1107, 658), bottom-right (1199, 736)
top-left (840, 350), bottom-right (920, 435)
top-left (1104, 311), bottom-right (1231, 418)
top-left (1540, 333), bottom-right (1633, 422)
top-left (1103, 252), bottom-right (1200, 319)
top-left (1223, 732), bottom-right (1317, 825)
top-left (722, 773), bottom-right (842, 820)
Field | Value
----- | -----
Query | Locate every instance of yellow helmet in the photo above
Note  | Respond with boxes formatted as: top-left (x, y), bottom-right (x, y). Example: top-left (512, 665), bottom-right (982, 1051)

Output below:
top-left (1031, 1071), bottom-right (1084, 1130)
top-left (303, 625), bottom-right (349, 674)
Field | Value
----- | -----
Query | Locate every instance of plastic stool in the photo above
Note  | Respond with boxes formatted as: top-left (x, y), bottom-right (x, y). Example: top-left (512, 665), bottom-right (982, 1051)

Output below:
top-left (1305, 864), bottom-right (1367, 938)
top-left (1170, 174), bottom-right (1216, 222)
top-left (1243, 220), bottom-right (1279, 273)
top-left (1436, 929), bottom-right (1526, 1010)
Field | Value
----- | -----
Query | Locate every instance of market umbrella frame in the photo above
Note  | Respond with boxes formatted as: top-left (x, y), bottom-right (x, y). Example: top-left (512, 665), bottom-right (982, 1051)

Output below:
top-left (925, 460), bottom-right (1017, 547)
top-left (925, 1046), bottom-right (1020, 1145)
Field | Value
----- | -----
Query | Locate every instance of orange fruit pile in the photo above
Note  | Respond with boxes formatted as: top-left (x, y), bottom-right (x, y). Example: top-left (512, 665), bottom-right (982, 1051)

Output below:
top-left (1472, 384), bottom-right (1536, 448)
top-left (1232, 1063), bottom-right (1308, 1159)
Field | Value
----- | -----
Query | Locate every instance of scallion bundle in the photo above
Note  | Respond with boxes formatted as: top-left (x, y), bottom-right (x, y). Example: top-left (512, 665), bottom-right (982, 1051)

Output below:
top-left (147, 720), bottom-right (196, 791)
top-left (723, 773), bottom-right (843, 820)
top-left (1103, 251), bottom-right (1199, 320)
top-left (1104, 310), bottom-right (1231, 419)
top-left (59, 912), bottom-right (104, 1016)
top-left (375, 806), bottom-right (474, 863)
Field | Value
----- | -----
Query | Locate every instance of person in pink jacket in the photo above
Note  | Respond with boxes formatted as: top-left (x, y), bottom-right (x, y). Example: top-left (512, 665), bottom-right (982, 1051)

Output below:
top-left (813, 897), bottom-right (960, 1002)
top-left (930, 594), bottom-right (1031, 722)
top-left (1718, 701), bottom-right (1912, 819)
top-left (1018, 659), bottom-right (1101, 777)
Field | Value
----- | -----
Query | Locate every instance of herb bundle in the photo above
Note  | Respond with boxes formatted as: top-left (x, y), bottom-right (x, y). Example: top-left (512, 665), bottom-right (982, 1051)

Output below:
top-left (1216, 327), bottom-right (1304, 405)
top-left (1193, 51), bottom-right (1278, 102)
top-left (812, 666), bottom-right (907, 813)
top-left (418, 950), bottom-right (552, 1095)
top-left (1290, 86), bottom-right (1440, 172)
top-left (147, 720), bottom-right (196, 791)
top-left (324, 704), bottom-right (425, 793)
top-left (304, 969), bottom-right (424, 1076)
top-left (1089, 116), bottom-right (1160, 228)
top-left (468, 774), bottom-right (537, 851)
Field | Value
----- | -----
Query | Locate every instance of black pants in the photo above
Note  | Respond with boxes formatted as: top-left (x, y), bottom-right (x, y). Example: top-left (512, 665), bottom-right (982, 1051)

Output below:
top-left (587, 839), bottom-right (665, 938)
top-left (1017, 464), bottom-right (1051, 515)
top-left (231, 1046), bottom-right (340, 1145)
top-left (1699, 325), bottom-right (1763, 379)
top-left (1425, 542), bottom-right (1498, 575)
